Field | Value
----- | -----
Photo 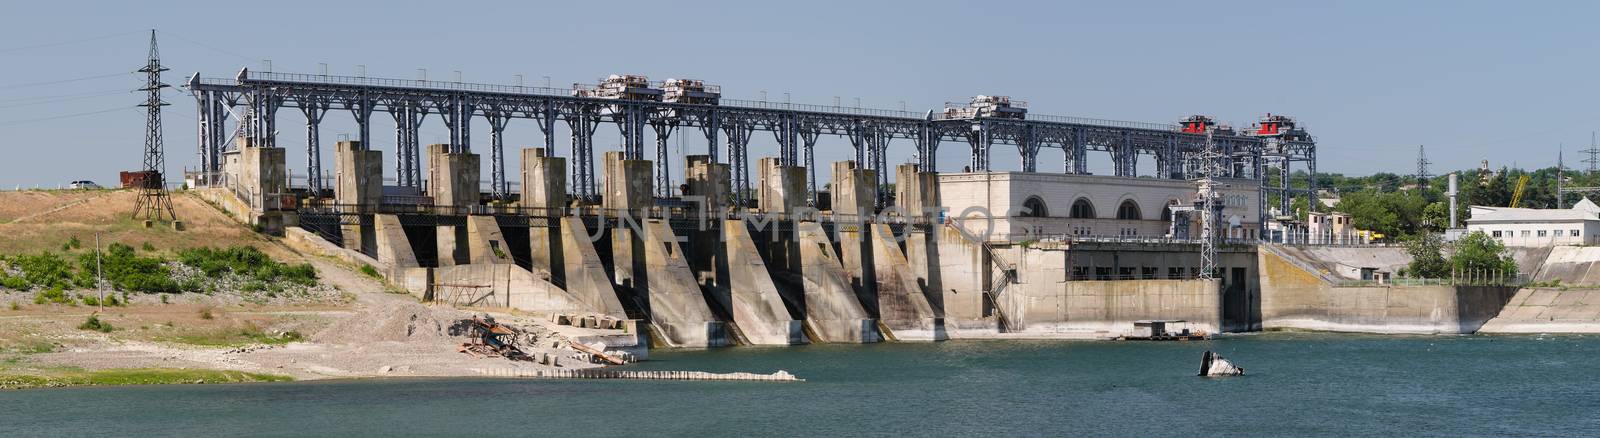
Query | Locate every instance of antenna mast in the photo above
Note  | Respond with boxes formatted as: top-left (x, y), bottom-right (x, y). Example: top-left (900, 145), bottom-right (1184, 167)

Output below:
top-left (134, 30), bottom-right (177, 222)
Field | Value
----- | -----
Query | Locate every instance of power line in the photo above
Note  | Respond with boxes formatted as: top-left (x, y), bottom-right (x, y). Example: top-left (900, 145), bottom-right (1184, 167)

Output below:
top-left (0, 88), bottom-right (131, 103)
top-left (156, 29), bottom-right (257, 62)
top-left (0, 90), bottom-right (131, 109)
top-left (0, 106), bottom-right (134, 127)
top-left (0, 30), bottom-right (144, 54)
top-left (0, 72), bottom-right (136, 91)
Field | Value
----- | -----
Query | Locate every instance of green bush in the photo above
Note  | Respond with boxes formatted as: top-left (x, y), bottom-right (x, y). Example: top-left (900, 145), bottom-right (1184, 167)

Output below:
top-left (12, 252), bottom-right (76, 290)
top-left (177, 246), bottom-right (317, 286)
top-left (34, 286), bottom-right (72, 305)
top-left (81, 294), bottom-right (99, 306)
top-left (141, 242), bottom-right (156, 252)
top-left (78, 314), bottom-right (113, 333)
top-left (64, 237), bottom-right (81, 251)
top-left (78, 243), bottom-right (176, 293)
top-left (359, 264), bottom-right (381, 279)
top-left (0, 275), bottom-right (28, 291)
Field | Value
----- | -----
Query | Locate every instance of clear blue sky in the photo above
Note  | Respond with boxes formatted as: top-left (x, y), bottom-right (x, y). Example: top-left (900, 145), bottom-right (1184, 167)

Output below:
top-left (3, 0), bottom-right (1598, 188)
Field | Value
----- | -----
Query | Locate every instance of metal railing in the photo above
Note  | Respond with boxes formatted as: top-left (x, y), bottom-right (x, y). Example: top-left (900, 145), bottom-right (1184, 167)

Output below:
top-left (244, 71), bottom-right (571, 96)
top-left (1026, 113), bottom-right (1179, 131)
top-left (1334, 270), bottom-right (1528, 287)
top-left (719, 98), bottom-right (925, 119)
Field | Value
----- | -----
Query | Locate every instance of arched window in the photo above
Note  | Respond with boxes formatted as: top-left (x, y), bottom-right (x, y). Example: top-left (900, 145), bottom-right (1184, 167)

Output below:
top-left (1161, 201), bottom-right (1175, 222)
top-left (1116, 200), bottom-right (1142, 220)
top-left (1021, 196), bottom-right (1049, 217)
top-left (1070, 198), bottom-right (1096, 219)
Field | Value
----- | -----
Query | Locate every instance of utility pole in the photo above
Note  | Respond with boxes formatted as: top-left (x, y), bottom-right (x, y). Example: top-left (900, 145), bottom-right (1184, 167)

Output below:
top-left (133, 30), bottom-right (177, 222)
top-left (1558, 148), bottom-right (1566, 209)
top-left (1415, 145), bottom-right (1431, 191)
top-left (95, 233), bottom-right (103, 312)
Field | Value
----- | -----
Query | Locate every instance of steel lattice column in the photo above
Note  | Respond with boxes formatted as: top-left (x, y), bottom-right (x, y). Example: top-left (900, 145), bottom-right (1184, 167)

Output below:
top-left (723, 120), bottom-right (753, 206)
top-left (299, 98), bottom-right (330, 197)
top-left (486, 111), bottom-right (511, 199)
top-left (651, 119), bottom-right (679, 197)
top-left (1020, 125), bottom-right (1039, 173)
top-left (566, 108), bottom-right (599, 201)
top-left (799, 126), bottom-right (819, 205)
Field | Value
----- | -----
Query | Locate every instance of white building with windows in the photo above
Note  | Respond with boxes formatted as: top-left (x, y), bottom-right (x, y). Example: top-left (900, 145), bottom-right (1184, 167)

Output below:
top-left (937, 172), bottom-right (1261, 242)
top-left (1466, 198), bottom-right (1600, 246)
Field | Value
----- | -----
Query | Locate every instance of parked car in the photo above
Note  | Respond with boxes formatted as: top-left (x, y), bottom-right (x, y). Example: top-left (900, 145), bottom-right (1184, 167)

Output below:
top-left (68, 180), bottom-right (102, 190)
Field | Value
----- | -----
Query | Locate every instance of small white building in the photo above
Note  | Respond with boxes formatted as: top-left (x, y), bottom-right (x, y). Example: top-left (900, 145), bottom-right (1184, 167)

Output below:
top-left (1466, 198), bottom-right (1600, 246)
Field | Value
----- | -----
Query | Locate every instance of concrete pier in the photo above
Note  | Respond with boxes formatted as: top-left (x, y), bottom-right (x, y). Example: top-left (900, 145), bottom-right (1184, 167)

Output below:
top-left (466, 216), bottom-right (513, 265)
top-left (334, 140), bottom-right (381, 255)
top-left (797, 221), bottom-right (882, 343)
top-left (642, 220), bottom-right (732, 347)
top-left (726, 220), bottom-right (807, 345)
top-left (871, 222), bottom-right (947, 340)
top-left (521, 148), bottom-right (567, 281)
top-left (558, 217), bottom-right (628, 317)
top-left (604, 151), bottom-right (652, 295)
top-left (374, 214), bottom-right (419, 274)
top-left (604, 152), bottom-right (730, 347)
top-left (429, 144), bottom-right (479, 266)
top-left (831, 161), bottom-right (879, 317)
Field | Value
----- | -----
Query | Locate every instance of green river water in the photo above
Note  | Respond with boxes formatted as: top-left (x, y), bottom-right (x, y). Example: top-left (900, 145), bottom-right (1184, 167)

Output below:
top-left (3, 332), bottom-right (1597, 437)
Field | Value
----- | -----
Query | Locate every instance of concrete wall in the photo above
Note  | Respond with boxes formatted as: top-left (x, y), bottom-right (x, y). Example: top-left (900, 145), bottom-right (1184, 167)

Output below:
top-left (1479, 288), bottom-right (1600, 333)
top-left (1259, 247), bottom-right (1517, 334)
top-left (932, 224), bottom-right (999, 337)
top-left (413, 264), bottom-right (590, 314)
top-left (998, 245), bottom-right (1223, 338)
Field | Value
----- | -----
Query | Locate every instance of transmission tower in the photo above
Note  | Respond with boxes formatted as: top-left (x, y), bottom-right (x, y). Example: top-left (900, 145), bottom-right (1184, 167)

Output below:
top-left (133, 30), bottom-right (177, 222)
top-left (1583, 132), bottom-right (1600, 174)
top-left (1195, 131), bottom-right (1224, 280)
top-left (1414, 145), bottom-right (1431, 190)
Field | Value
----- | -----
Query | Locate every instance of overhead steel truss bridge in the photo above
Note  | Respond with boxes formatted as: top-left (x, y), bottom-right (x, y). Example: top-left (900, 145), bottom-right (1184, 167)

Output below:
top-left (185, 69), bottom-right (1317, 220)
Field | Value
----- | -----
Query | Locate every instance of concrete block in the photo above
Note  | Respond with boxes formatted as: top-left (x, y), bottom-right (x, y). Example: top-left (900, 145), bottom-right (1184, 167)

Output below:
top-left (684, 155), bottom-right (730, 211)
top-left (757, 157), bottom-right (806, 214)
top-left (334, 140), bottom-right (382, 208)
top-left (427, 144), bottom-right (480, 210)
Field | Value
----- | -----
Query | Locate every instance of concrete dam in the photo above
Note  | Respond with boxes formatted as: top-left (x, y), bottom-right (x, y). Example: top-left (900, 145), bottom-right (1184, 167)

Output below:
top-left (227, 137), bottom-right (1258, 346)
top-left (186, 68), bottom-right (1600, 351)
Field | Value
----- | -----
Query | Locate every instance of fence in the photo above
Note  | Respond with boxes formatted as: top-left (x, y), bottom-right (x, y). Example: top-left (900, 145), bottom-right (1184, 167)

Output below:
top-left (1335, 269), bottom-right (1527, 287)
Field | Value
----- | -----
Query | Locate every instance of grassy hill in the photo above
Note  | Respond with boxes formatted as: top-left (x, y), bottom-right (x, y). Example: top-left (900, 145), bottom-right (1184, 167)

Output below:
top-left (0, 189), bottom-right (287, 258)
